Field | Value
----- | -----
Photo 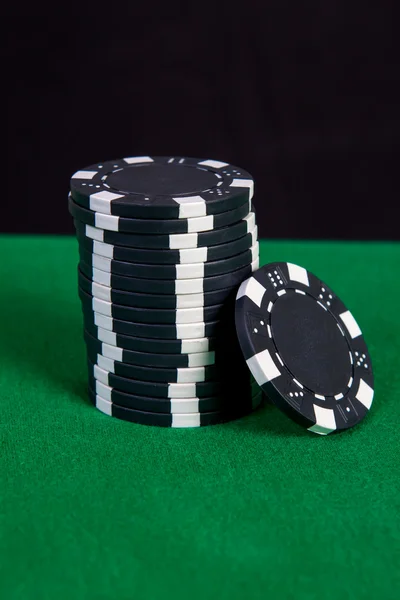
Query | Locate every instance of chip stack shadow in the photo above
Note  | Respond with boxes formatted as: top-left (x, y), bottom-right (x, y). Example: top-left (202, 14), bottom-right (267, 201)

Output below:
top-left (69, 156), bottom-right (261, 427)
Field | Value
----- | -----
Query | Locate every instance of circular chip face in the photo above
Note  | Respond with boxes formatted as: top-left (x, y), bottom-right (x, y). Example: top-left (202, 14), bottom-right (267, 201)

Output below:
top-left (76, 220), bottom-right (258, 265)
top-left (73, 211), bottom-right (256, 249)
top-left (70, 156), bottom-right (254, 219)
top-left (69, 195), bottom-right (251, 234)
top-left (78, 242), bottom-right (259, 280)
top-left (79, 257), bottom-right (259, 295)
top-left (235, 262), bottom-right (374, 435)
top-left (88, 386), bottom-right (262, 427)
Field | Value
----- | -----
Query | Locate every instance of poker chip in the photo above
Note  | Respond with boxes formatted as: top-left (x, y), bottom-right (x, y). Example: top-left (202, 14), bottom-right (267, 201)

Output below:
top-left (70, 156), bottom-right (254, 219)
top-left (86, 345), bottom-right (220, 383)
top-left (88, 386), bottom-right (263, 428)
top-left (88, 381), bottom-right (262, 414)
top-left (76, 220), bottom-right (258, 264)
top-left (78, 269), bottom-right (239, 309)
top-left (84, 329), bottom-right (217, 368)
top-left (74, 211), bottom-right (256, 249)
top-left (69, 194), bottom-right (252, 234)
top-left (85, 320), bottom-right (217, 354)
top-left (78, 242), bottom-right (259, 280)
top-left (88, 362), bottom-right (226, 398)
top-left (82, 308), bottom-right (222, 340)
top-left (79, 257), bottom-right (259, 295)
top-left (79, 287), bottom-right (226, 324)
top-left (235, 262), bottom-right (375, 435)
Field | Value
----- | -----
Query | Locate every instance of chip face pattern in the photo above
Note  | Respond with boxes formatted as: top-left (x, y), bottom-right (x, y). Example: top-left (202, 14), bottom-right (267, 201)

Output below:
top-left (235, 262), bottom-right (374, 435)
top-left (70, 156), bottom-right (254, 219)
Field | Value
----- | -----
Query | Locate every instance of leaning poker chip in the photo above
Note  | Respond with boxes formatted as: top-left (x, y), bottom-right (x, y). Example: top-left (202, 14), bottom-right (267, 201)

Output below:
top-left (81, 304), bottom-right (224, 340)
top-left (84, 329), bottom-right (216, 368)
top-left (88, 387), bottom-right (262, 428)
top-left (76, 221), bottom-right (258, 265)
top-left (88, 380), bottom-right (262, 414)
top-left (69, 194), bottom-right (251, 234)
top-left (235, 262), bottom-right (375, 435)
top-left (88, 361), bottom-right (223, 398)
top-left (79, 242), bottom-right (259, 281)
top-left (70, 156), bottom-right (254, 219)
top-left (85, 345), bottom-right (220, 383)
top-left (79, 287), bottom-right (227, 324)
top-left (73, 211), bottom-right (256, 250)
top-left (85, 320), bottom-right (216, 354)
top-left (78, 269), bottom-right (238, 309)
top-left (79, 258), bottom-right (259, 295)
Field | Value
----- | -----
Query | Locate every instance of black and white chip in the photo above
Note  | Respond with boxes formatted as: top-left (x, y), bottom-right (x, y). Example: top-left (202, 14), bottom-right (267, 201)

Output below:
top-left (78, 269), bottom-right (239, 309)
top-left (235, 262), bottom-right (375, 435)
top-left (78, 242), bottom-right (259, 280)
top-left (70, 156), bottom-right (254, 219)
top-left (84, 329), bottom-right (216, 368)
top-left (88, 386), bottom-right (262, 427)
top-left (82, 306), bottom-right (223, 340)
top-left (69, 195), bottom-right (251, 234)
top-left (73, 212), bottom-right (256, 249)
top-left (88, 361), bottom-right (223, 398)
top-left (79, 257), bottom-right (259, 295)
top-left (85, 320), bottom-right (216, 354)
top-left (88, 381), bottom-right (262, 415)
top-left (79, 286), bottom-right (226, 325)
top-left (76, 220), bottom-right (258, 264)
top-left (85, 344), bottom-right (220, 383)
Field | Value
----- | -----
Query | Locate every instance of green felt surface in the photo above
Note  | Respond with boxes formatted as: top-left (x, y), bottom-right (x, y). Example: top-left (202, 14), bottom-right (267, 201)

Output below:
top-left (0, 236), bottom-right (399, 600)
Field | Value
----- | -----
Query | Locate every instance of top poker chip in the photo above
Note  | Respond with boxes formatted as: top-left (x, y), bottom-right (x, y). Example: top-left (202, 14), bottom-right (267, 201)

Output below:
top-left (235, 262), bottom-right (374, 435)
top-left (70, 156), bottom-right (254, 220)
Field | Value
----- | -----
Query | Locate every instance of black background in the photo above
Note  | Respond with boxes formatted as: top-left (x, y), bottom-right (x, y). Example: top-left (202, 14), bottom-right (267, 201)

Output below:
top-left (4, 6), bottom-right (399, 239)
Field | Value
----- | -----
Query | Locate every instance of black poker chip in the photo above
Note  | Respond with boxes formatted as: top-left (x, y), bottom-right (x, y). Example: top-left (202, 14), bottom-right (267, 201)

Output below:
top-left (84, 329), bottom-right (217, 368)
top-left (88, 381), bottom-right (262, 414)
top-left (81, 303), bottom-right (224, 340)
top-left (88, 386), bottom-right (262, 427)
top-left (79, 286), bottom-right (227, 325)
top-left (235, 262), bottom-right (375, 435)
top-left (78, 269), bottom-right (238, 309)
top-left (85, 319), bottom-right (217, 354)
top-left (69, 194), bottom-right (251, 234)
top-left (78, 242), bottom-right (259, 280)
top-left (85, 343), bottom-right (220, 383)
top-left (73, 211), bottom-right (256, 249)
top-left (88, 361), bottom-right (224, 398)
top-left (85, 327), bottom-right (252, 385)
top-left (79, 257), bottom-right (259, 295)
top-left (70, 156), bottom-right (254, 219)
top-left (75, 220), bottom-right (258, 264)
top-left (89, 380), bottom-right (261, 415)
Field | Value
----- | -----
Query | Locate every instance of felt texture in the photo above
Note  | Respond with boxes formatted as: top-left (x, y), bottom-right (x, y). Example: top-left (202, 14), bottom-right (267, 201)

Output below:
top-left (0, 236), bottom-right (399, 600)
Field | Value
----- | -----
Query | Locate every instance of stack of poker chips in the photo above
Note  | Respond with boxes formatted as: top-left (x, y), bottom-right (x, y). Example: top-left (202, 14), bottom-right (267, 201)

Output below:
top-left (69, 156), bottom-right (260, 427)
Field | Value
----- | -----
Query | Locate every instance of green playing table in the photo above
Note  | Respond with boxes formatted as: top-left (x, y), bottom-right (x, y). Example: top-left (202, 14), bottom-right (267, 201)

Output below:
top-left (1, 236), bottom-right (399, 600)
